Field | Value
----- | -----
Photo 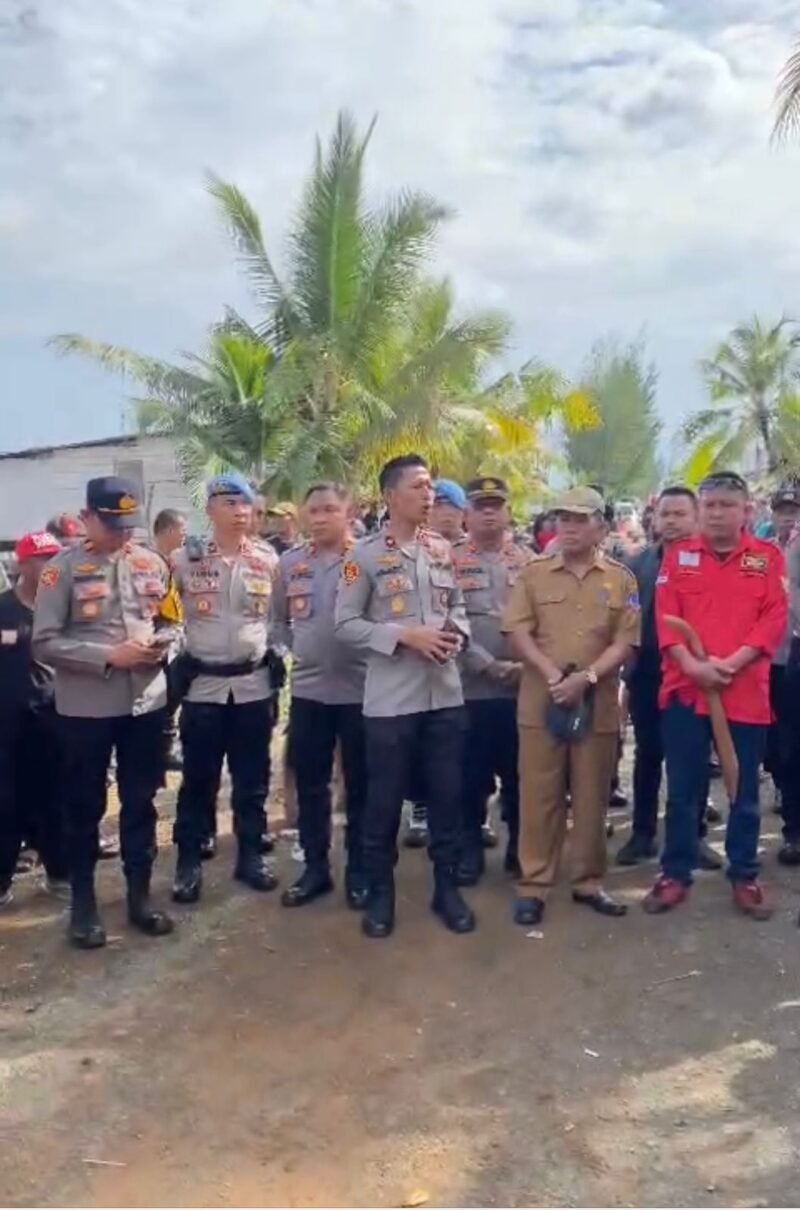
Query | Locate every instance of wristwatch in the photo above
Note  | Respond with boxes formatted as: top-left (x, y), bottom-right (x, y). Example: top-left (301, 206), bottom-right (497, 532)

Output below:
top-left (584, 666), bottom-right (599, 686)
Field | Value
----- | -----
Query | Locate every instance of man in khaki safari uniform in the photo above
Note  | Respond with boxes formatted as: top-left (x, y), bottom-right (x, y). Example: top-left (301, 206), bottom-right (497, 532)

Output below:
top-left (502, 487), bottom-right (640, 927)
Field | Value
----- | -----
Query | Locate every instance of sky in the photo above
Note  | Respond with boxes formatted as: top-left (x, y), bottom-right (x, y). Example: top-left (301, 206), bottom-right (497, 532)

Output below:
top-left (1, 0), bottom-right (799, 455)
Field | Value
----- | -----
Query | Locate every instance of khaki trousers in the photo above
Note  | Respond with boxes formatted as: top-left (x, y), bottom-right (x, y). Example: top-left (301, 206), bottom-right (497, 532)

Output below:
top-left (517, 726), bottom-right (617, 899)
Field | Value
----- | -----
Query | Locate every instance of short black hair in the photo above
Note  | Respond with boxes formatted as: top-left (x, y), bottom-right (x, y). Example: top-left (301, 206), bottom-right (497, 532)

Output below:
top-left (153, 508), bottom-right (185, 535)
top-left (658, 485), bottom-right (697, 506)
top-left (378, 454), bottom-right (428, 494)
top-left (698, 470), bottom-right (748, 497)
top-left (303, 482), bottom-right (351, 504)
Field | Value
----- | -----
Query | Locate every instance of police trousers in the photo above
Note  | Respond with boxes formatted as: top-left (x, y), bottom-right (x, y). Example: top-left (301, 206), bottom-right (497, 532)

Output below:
top-left (60, 710), bottom-right (165, 880)
top-left (462, 697), bottom-right (519, 858)
top-left (289, 697), bottom-right (366, 871)
top-left (782, 652), bottom-right (800, 842)
top-left (364, 707), bottom-right (465, 883)
top-left (174, 696), bottom-right (272, 860)
top-left (518, 726), bottom-right (617, 899)
top-left (0, 704), bottom-right (68, 886)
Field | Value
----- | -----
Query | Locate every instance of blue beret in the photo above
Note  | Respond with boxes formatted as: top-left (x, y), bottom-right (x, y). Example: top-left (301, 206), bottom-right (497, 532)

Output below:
top-left (206, 472), bottom-right (255, 504)
top-left (433, 479), bottom-right (467, 510)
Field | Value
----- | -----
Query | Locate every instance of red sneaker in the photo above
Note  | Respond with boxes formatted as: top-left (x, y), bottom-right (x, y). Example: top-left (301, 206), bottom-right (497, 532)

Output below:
top-left (732, 880), bottom-right (773, 920)
top-left (642, 876), bottom-right (689, 914)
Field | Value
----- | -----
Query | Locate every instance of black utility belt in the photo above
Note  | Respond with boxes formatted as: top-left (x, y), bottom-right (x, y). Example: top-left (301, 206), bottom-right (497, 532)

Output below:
top-left (188, 657), bottom-right (261, 677)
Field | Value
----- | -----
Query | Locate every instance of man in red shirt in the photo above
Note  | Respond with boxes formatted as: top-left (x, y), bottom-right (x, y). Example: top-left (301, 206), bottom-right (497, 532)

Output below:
top-left (645, 471), bottom-right (788, 919)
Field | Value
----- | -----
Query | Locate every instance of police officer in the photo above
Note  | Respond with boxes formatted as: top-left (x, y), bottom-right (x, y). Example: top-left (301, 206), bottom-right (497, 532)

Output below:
top-left (0, 531), bottom-right (69, 907)
top-left (335, 453), bottom-right (475, 938)
top-left (33, 477), bottom-right (176, 948)
top-left (171, 472), bottom-right (278, 903)
top-left (453, 476), bottom-right (532, 884)
top-left (271, 482), bottom-right (369, 909)
top-left (503, 486), bottom-right (640, 927)
top-left (764, 484), bottom-right (800, 837)
top-left (647, 471), bottom-right (788, 918)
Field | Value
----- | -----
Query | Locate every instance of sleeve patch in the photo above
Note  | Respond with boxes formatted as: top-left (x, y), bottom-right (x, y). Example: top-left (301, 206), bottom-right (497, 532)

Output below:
top-left (627, 591), bottom-right (640, 609)
top-left (39, 566), bottom-right (60, 588)
top-left (342, 561), bottom-right (360, 586)
top-left (656, 574), bottom-right (668, 585)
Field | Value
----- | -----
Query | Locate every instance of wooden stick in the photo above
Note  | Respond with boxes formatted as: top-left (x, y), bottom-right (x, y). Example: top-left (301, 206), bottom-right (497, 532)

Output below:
top-left (663, 615), bottom-right (739, 803)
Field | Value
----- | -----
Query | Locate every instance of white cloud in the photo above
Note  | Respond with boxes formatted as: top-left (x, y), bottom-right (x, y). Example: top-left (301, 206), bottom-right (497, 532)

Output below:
top-left (0, 0), bottom-right (798, 450)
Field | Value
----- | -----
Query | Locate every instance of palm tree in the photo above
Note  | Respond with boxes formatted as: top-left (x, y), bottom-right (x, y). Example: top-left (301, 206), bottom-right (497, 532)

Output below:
top-left (773, 40), bottom-right (800, 141)
top-left (53, 110), bottom-right (592, 496)
top-left (683, 316), bottom-right (800, 482)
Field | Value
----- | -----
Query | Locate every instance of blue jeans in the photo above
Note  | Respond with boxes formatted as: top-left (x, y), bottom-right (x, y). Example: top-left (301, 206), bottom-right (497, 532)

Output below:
top-left (661, 700), bottom-right (765, 886)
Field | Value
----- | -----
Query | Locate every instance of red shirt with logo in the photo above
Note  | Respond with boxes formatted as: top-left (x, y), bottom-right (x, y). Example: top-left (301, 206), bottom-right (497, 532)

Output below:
top-left (655, 532), bottom-right (788, 724)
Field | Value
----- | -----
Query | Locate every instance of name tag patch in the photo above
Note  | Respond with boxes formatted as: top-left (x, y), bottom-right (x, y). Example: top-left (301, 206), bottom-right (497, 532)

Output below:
top-left (678, 551), bottom-right (700, 568)
top-left (741, 554), bottom-right (767, 574)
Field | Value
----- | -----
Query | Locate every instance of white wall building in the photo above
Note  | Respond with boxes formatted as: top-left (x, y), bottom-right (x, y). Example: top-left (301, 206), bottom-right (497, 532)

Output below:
top-left (0, 434), bottom-right (204, 544)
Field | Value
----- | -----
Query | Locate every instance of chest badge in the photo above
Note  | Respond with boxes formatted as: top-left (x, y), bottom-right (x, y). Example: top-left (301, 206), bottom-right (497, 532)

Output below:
top-left (390, 595), bottom-right (407, 614)
top-left (196, 597), bottom-right (212, 614)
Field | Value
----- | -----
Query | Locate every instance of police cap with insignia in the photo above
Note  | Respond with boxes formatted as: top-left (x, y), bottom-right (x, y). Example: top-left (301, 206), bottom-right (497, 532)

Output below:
top-left (206, 471), bottom-right (256, 504)
top-left (771, 483), bottom-right (800, 510)
top-left (465, 476), bottom-right (509, 503)
top-left (86, 476), bottom-right (143, 529)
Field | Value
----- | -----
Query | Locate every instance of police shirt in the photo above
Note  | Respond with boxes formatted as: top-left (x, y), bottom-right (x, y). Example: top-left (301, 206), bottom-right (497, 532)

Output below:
top-left (334, 527), bottom-right (470, 718)
top-left (453, 537), bottom-right (532, 700)
top-left (271, 539), bottom-right (366, 705)
top-left (502, 549), bottom-right (641, 732)
top-left (172, 537), bottom-right (274, 705)
top-left (0, 588), bottom-right (54, 712)
top-left (32, 540), bottom-right (172, 718)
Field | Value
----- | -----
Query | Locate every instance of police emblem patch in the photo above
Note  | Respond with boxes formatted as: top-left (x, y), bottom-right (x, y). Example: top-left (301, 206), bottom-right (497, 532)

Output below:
top-left (39, 566), bottom-right (60, 588)
top-left (343, 561), bottom-right (360, 585)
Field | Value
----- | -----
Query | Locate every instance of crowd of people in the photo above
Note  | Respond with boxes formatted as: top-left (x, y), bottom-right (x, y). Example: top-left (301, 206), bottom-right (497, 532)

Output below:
top-left (0, 458), bottom-right (797, 950)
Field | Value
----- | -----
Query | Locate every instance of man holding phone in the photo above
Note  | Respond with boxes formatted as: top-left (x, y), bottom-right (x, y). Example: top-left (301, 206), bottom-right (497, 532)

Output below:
top-left (33, 477), bottom-right (178, 949)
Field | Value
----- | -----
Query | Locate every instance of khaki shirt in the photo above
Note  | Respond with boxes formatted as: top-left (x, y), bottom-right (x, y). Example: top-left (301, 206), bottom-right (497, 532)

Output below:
top-left (172, 538), bottom-right (274, 705)
top-left (32, 540), bottom-right (171, 718)
top-left (502, 550), bottom-right (640, 731)
top-left (271, 539), bottom-right (366, 705)
top-left (453, 537), bottom-right (533, 700)
top-left (334, 527), bottom-right (470, 718)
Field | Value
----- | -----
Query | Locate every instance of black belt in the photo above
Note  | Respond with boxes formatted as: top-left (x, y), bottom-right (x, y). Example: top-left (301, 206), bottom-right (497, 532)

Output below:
top-left (189, 657), bottom-right (260, 678)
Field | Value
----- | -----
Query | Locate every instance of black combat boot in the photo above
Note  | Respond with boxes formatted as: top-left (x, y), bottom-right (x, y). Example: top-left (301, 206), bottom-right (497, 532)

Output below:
top-left (281, 863), bottom-right (333, 907)
top-left (234, 847), bottom-right (278, 892)
top-left (345, 865), bottom-right (369, 911)
top-left (362, 879), bottom-right (395, 938)
top-left (432, 868), bottom-right (476, 934)
top-left (127, 869), bottom-right (174, 936)
top-left (68, 875), bottom-right (107, 950)
top-left (456, 846), bottom-right (484, 887)
top-left (172, 852), bottom-right (203, 904)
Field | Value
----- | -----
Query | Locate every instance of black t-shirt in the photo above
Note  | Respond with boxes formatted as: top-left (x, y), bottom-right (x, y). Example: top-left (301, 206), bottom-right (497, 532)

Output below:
top-left (0, 588), bottom-right (54, 711)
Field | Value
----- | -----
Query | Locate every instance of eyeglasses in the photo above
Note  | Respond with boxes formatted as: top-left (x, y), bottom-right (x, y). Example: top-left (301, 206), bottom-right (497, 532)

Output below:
top-left (698, 471), bottom-right (748, 494)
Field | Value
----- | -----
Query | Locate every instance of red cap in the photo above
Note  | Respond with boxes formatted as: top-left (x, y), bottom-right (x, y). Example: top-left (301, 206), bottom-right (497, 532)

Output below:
top-left (15, 531), bottom-right (62, 562)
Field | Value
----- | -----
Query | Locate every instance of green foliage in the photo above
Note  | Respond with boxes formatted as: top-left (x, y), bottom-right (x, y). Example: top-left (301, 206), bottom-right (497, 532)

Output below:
top-left (682, 316), bottom-right (800, 483)
top-left (566, 339), bottom-right (661, 499)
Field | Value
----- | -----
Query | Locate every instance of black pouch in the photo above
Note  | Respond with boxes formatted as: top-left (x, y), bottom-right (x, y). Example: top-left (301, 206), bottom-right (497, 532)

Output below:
top-left (545, 663), bottom-right (594, 743)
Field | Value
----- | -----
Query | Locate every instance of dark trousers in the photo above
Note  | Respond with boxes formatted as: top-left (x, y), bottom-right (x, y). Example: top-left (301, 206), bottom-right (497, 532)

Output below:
top-left (364, 707), bottom-right (465, 883)
top-left (0, 705), bottom-right (68, 886)
top-left (782, 653), bottom-right (800, 842)
top-left (289, 697), bottom-right (366, 870)
top-left (629, 677), bottom-right (710, 843)
top-left (661, 700), bottom-right (765, 885)
top-left (462, 697), bottom-right (519, 857)
top-left (60, 710), bottom-right (166, 880)
top-left (765, 665), bottom-right (791, 796)
top-left (174, 696), bottom-right (272, 861)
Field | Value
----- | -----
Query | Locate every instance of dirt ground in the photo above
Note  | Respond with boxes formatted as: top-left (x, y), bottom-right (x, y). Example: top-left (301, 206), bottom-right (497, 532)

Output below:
top-left (2, 762), bottom-right (800, 1209)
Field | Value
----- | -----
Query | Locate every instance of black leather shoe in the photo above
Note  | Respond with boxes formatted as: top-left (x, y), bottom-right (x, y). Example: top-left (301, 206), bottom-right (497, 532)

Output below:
top-left (572, 888), bottom-right (628, 917)
top-left (345, 868), bottom-right (369, 911)
top-left (281, 866), bottom-right (333, 908)
top-left (696, 841), bottom-right (723, 872)
top-left (69, 883), bottom-right (107, 950)
top-left (456, 850), bottom-right (484, 887)
top-left (362, 883), bottom-right (395, 938)
top-left (432, 878), bottom-right (476, 934)
top-left (172, 857), bottom-right (202, 904)
top-left (127, 877), bottom-right (175, 937)
top-left (778, 840), bottom-right (800, 867)
top-left (234, 852), bottom-right (278, 892)
top-left (200, 836), bottom-right (217, 861)
top-left (514, 897), bottom-right (545, 927)
top-left (504, 848), bottom-right (521, 878)
top-left (616, 835), bottom-right (657, 866)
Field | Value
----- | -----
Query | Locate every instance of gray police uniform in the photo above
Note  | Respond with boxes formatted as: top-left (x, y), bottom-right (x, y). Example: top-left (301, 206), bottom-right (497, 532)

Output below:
top-left (272, 540), bottom-right (367, 879)
top-left (334, 527), bottom-right (470, 885)
top-left (171, 536), bottom-right (277, 875)
top-left (452, 537), bottom-right (533, 874)
top-left (32, 539), bottom-right (173, 879)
